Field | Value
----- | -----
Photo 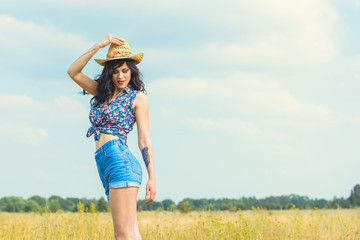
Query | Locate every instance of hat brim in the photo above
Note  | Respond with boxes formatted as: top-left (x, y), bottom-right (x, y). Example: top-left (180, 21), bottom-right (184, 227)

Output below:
top-left (94, 53), bottom-right (144, 66)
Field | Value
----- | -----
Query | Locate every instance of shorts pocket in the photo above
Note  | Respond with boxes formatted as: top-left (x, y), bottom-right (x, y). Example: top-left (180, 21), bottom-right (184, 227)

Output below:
top-left (104, 143), bottom-right (122, 157)
top-left (127, 152), bottom-right (142, 176)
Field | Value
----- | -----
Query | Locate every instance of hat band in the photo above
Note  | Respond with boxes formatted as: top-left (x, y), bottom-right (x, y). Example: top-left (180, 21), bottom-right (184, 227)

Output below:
top-left (107, 51), bottom-right (134, 60)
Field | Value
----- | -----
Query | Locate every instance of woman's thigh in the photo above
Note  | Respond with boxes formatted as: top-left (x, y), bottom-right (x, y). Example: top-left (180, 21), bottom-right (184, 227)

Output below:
top-left (108, 187), bottom-right (139, 237)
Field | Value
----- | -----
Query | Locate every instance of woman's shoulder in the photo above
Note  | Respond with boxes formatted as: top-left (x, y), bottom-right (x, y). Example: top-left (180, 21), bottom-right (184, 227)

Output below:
top-left (134, 91), bottom-right (147, 101)
top-left (133, 91), bottom-right (148, 108)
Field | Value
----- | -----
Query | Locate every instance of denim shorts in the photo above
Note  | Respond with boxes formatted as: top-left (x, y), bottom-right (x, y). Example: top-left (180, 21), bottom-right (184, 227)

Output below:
top-left (94, 138), bottom-right (142, 201)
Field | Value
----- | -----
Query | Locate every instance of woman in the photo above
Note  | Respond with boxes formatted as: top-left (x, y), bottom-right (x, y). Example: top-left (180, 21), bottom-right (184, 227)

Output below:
top-left (67, 34), bottom-right (156, 240)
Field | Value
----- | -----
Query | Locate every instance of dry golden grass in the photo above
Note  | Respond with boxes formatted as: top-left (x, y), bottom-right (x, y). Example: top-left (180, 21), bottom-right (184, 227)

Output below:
top-left (0, 209), bottom-right (359, 239)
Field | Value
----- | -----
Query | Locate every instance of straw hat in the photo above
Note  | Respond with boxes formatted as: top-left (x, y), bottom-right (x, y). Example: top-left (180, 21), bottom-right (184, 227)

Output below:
top-left (94, 40), bottom-right (144, 66)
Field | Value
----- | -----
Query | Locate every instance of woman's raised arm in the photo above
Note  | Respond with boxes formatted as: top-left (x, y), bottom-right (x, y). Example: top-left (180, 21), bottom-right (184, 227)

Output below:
top-left (67, 34), bottom-right (124, 96)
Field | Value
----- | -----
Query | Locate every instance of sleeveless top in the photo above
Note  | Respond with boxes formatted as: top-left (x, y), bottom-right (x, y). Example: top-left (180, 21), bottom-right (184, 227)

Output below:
top-left (86, 85), bottom-right (139, 145)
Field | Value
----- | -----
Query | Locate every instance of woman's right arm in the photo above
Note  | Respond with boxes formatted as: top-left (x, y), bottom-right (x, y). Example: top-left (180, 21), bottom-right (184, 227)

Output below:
top-left (67, 34), bottom-right (124, 96)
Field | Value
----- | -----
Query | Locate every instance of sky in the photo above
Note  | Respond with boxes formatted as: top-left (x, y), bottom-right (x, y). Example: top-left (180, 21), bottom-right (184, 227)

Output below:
top-left (1, 0), bottom-right (360, 204)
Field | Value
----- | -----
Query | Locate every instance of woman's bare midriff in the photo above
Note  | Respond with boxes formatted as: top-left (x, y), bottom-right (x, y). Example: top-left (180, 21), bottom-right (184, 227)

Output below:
top-left (96, 133), bottom-right (121, 151)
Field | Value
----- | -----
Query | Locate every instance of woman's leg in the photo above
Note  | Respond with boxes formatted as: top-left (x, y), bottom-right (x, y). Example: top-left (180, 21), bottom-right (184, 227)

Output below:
top-left (108, 186), bottom-right (141, 240)
top-left (134, 214), bottom-right (142, 240)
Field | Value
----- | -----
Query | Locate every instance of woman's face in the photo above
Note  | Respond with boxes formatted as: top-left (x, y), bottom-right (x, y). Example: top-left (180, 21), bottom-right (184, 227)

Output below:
top-left (112, 62), bottom-right (131, 92)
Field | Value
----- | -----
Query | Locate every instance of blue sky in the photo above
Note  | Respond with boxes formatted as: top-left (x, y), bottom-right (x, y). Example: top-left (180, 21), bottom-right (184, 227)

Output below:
top-left (1, 0), bottom-right (360, 203)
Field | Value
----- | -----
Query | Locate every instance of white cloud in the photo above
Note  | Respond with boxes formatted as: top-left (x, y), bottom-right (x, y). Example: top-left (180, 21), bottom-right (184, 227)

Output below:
top-left (0, 123), bottom-right (48, 145)
top-left (149, 73), bottom-right (340, 128)
top-left (271, 134), bottom-right (295, 142)
top-left (0, 94), bottom-right (36, 108)
top-left (269, 143), bottom-right (296, 155)
top-left (184, 117), bottom-right (261, 136)
top-left (0, 0), bottom-right (102, 5)
top-left (0, 15), bottom-right (90, 65)
top-left (160, 108), bottom-right (172, 118)
top-left (148, 77), bottom-right (229, 99)
top-left (348, 0), bottom-right (360, 6)
top-left (51, 96), bottom-right (88, 122)
top-left (143, 0), bottom-right (339, 67)
top-left (0, 93), bottom-right (88, 123)
top-left (352, 116), bottom-right (360, 124)
top-left (0, 0), bottom-right (341, 72)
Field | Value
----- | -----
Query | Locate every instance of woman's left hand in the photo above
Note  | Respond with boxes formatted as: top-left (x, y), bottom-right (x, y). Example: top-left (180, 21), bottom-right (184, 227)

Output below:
top-left (145, 178), bottom-right (156, 204)
top-left (95, 34), bottom-right (124, 49)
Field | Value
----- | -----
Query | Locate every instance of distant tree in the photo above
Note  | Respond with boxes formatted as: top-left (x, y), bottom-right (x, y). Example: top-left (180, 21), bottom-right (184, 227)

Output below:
top-left (2, 197), bottom-right (26, 212)
top-left (96, 197), bottom-right (108, 212)
top-left (137, 200), bottom-right (146, 211)
top-left (48, 195), bottom-right (62, 202)
top-left (178, 200), bottom-right (190, 213)
top-left (166, 204), bottom-right (175, 211)
top-left (191, 198), bottom-right (209, 210)
top-left (49, 199), bottom-right (60, 213)
top-left (4, 186), bottom-right (360, 213)
top-left (285, 203), bottom-right (294, 209)
top-left (156, 207), bottom-right (163, 212)
top-left (137, 200), bottom-right (163, 211)
top-left (24, 200), bottom-right (40, 212)
top-left (312, 199), bottom-right (328, 209)
top-left (338, 197), bottom-right (351, 208)
top-left (234, 200), bottom-right (247, 210)
top-left (265, 203), bottom-right (281, 210)
top-left (350, 184), bottom-right (360, 207)
top-left (49, 195), bottom-right (75, 211)
top-left (206, 204), bottom-right (214, 211)
top-left (329, 197), bottom-right (340, 209)
top-left (149, 201), bottom-right (163, 211)
top-left (28, 195), bottom-right (46, 208)
top-left (67, 198), bottom-right (81, 206)
top-left (220, 203), bottom-right (233, 211)
top-left (162, 199), bottom-right (175, 211)
top-left (137, 205), bottom-right (142, 212)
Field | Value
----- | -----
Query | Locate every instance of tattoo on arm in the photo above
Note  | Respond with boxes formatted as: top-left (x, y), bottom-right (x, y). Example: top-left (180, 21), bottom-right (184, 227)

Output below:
top-left (141, 147), bottom-right (150, 167)
top-left (77, 48), bottom-right (97, 60)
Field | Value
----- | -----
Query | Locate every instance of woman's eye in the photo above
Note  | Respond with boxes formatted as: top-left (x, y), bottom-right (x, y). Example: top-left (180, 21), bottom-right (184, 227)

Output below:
top-left (122, 69), bottom-right (128, 73)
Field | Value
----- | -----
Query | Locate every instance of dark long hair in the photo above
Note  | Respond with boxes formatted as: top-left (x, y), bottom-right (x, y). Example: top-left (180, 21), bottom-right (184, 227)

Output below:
top-left (82, 59), bottom-right (145, 107)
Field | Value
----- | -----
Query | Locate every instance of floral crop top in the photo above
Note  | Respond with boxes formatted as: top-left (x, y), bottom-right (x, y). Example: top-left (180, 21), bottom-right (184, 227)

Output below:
top-left (86, 85), bottom-right (139, 145)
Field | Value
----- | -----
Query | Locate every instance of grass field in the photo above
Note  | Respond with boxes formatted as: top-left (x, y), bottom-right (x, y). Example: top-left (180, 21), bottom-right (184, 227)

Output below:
top-left (1, 208), bottom-right (359, 239)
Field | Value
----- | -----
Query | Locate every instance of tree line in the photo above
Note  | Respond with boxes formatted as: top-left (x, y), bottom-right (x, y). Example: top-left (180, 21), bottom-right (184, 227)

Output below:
top-left (1, 184), bottom-right (359, 213)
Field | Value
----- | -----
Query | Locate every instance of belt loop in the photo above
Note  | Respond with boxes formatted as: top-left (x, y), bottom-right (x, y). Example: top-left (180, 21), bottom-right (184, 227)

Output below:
top-left (120, 137), bottom-right (126, 146)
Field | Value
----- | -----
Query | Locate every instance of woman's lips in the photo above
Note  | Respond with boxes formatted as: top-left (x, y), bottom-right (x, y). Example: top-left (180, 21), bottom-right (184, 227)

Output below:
top-left (118, 80), bottom-right (125, 84)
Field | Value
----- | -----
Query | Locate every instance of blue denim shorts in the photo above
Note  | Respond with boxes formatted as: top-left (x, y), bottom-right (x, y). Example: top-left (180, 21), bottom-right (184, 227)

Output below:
top-left (94, 138), bottom-right (143, 201)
